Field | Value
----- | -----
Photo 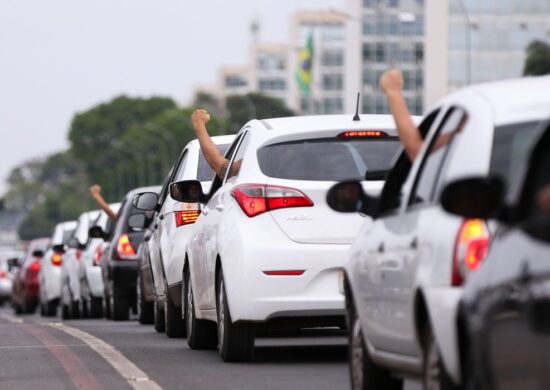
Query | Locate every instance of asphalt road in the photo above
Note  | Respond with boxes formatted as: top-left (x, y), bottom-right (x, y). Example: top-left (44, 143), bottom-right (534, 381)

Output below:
top-left (0, 306), bottom-right (422, 390)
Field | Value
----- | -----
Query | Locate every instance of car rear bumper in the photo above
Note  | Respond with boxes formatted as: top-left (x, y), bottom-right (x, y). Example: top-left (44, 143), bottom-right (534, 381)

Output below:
top-left (85, 266), bottom-right (104, 298)
top-left (41, 267), bottom-right (61, 302)
top-left (0, 279), bottom-right (12, 297)
top-left (224, 241), bottom-right (348, 323)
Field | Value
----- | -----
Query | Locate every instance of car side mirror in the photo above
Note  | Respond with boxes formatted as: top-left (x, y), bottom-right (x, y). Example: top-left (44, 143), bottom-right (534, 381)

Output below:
top-left (170, 180), bottom-right (205, 203)
top-left (327, 180), bottom-right (375, 215)
top-left (32, 250), bottom-right (44, 258)
top-left (7, 258), bottom-right (20, 268)
top-left (89, 226), bottom-right (107, 240)
top-left (440, 177), bottom-right (505, 219)
top-left (52, 244), bottom-right (65, 253)
top-left (133, 192), bottom-right (159, 211)
top-left (128, 214), bottom-right (147, 230)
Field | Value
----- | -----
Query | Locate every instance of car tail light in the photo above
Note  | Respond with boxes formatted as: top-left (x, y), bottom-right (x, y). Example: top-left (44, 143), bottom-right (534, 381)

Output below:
top-left (75, 249), bottom-right (82, 261)
top-left (0, 270), bottom-right (6, 278)
top-left (231, 184), bottom-right (314, 218)
top-left (175, 210), bottom-right (201, 227)
top-left (263, 270), bottom-right (305, 276)
top-left (116, 234), bottom-right (137, 260)
top-left (338, 130), bottom-right (388, 138)
top-left (94, 246), bottom-right (103, 266)
top-left (51, 252), bottom-right (62, 266)
top-left (452, 219), bottom-right (490, 286)
top-left (29, 260), bottom-right (41, 273)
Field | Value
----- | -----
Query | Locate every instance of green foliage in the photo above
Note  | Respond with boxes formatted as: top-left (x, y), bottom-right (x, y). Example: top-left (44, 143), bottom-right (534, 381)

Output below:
top-left (225, 93), bottom-right (295, 133)
top-left (523, 40), bottom-right (550, 76)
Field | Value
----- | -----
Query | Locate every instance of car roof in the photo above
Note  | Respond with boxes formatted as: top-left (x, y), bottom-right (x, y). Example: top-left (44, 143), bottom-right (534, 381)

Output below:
top-left (253, 114), bottom-right (420, 137)
top-left (437, 76), bottom-right (550, 126)
top-left (57, 220), bottom-right (77, 230)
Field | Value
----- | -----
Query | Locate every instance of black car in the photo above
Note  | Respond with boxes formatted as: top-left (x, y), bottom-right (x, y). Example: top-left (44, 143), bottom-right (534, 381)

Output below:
top-left (91, 185), bottom-right (161, 321)
top-left (442, 120), bottom-right (550, 389)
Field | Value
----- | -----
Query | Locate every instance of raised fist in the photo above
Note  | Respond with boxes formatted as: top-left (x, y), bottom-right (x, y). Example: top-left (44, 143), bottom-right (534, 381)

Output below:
top-left (89, 184), bottom-right (101, 196)
top-left (379, 69), bottom-right (403, 96)
top-left (191, 109), bottom-right (211, 129)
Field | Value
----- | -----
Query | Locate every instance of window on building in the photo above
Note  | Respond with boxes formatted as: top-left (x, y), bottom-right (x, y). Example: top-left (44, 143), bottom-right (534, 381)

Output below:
top-left (415, 43), bottom-right (424, 63)
top-left (375, 42), bottom-right (387, 63)
top-left (225, 76), bottom-right (248, 88)
top-left (322, 50), bottom-right (344, 66)
top-left (363, 43), bottom-right (374, 62)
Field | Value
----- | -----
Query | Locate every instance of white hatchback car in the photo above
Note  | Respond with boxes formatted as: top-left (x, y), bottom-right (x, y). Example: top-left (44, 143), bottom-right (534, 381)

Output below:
top-left (133, 135), bottom-right (233, 337)
top-left (174, 114), bottom-right (416, 362)
top-left (327, 76), bottom-right (550, 390)
top-left (39, 221), bottom-right (77, 316)
top-left (61, 210), bottom-right (100, 319)
top-left (79, 204), bottom-right (121, 318)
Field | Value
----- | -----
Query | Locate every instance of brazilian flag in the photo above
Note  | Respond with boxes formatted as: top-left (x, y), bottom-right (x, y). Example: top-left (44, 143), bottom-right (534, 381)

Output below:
top-left (296, 33), bottom-right (314, 95)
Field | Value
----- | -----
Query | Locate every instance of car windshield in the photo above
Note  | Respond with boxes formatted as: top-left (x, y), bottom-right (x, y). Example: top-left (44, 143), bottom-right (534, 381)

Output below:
top-left (257, 137), bottom-right (401, 181)
top-left (197, 144), bottom-right (230, 181)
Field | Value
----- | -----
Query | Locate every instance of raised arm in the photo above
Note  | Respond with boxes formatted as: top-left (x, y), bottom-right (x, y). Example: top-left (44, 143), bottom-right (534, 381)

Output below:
top-left (191, 109), bottom-right (227, 178)
top-left (380, 69), bottom-right (422, 161)
top-left (89, 185), bottom-right (118, 221)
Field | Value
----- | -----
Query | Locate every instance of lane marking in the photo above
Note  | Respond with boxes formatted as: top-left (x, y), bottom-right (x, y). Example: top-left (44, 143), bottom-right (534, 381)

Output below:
top-left (0, 344), bottom-right (88, 349)
top-left (0, 313), bottom-right (23, 324)
top-left (46, 322), bottom-right (163, 390)
top-left (22, 323), bottom-right (104, 390)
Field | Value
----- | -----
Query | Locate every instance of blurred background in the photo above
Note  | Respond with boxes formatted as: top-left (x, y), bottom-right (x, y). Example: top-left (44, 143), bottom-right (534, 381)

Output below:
top-left (1, 0), bottom-right (549, 244)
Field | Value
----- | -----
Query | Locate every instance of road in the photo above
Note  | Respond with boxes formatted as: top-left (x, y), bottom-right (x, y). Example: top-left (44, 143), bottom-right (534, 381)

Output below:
top-left (0, 306), bottom-right (421, 390)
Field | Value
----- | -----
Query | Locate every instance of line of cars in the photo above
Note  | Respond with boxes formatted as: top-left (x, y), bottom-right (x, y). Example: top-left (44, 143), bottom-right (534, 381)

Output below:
top-left (5, 74), bottom-right (548, 389)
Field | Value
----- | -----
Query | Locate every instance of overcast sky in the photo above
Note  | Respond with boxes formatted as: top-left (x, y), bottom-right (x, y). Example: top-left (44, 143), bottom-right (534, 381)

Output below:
top-left (0, 0), bottom-right (342, 195)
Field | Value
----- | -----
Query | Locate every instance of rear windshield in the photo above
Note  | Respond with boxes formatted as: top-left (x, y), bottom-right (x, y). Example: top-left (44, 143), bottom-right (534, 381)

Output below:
top-left (63, 229), bottom-right (75, 245)
top-left (490, 121), bottom-right (541, 184)
top-left (257, 137), bottom-right (401, 181)
top-left (197, 144), bottom-right (230, 181)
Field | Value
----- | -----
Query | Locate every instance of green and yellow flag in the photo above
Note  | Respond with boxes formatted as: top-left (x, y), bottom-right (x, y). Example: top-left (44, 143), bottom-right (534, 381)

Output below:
top-left (296, 33), bottom-right (314, 95)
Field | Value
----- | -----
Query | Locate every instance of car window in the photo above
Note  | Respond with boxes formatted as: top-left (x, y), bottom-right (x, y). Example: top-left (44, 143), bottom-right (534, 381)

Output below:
top-left (377, 108), bottom-right (441, 215)
top-left (258, 137), bottom-right (400, 181)
top-left (207, 133), bottom-right (244, 198)
top-left (172, 150), bottom-right (189, 184)
top-left (157, 169), bottom-right (173, 206)
top-left (409, 107), bottom-right (466, 206)
top-left (197, 144), bottom-right (230, 181)
top-left (225, 132), bottom-right (250, 182)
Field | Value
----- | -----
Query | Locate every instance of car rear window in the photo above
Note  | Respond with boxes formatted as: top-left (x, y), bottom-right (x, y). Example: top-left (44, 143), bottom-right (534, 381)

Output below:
top-left (197, 144), bottom-right (230, 181)
top-left (490, 121), bottom-right (541, 184)
top-left (257, 137), bottom-right (401, 181)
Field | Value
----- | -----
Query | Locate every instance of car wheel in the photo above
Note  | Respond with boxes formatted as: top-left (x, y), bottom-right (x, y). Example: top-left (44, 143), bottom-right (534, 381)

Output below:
top-left (90, 297), bottom-right (103, 319)
top-left (185, 268), bottom-right (217, 350)
top-left (70, 300), bottom-right (81, 319)
top-left (112, 288), bottom-right (129, 321)
top-left (164, 284), bottom-right (185, 338)
top-left (349, 298), bottom-right (402, 390)
top-left (46, 299), bottom-right (58, 317)
top-left (81, 299), bottom-right (90, 319)
top-left (61, 303), bottom-right (70, 319)
top-left (216, 271), bottom-right (254, 362)
top-left (104, 293), bottom-right (112, 319)
top-left (423, 324), bottom-right (458, 390)
top-left (138, 286), bottom-right (154, 325)
top-left (154, 299), bottom-right (166, 333)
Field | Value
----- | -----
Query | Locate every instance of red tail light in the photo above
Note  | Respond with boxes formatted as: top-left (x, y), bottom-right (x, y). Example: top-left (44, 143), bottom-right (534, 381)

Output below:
top-left (75, 249), bottom-right (82, 261)
top-left (51, 252), bottom-right (63, 266)
top-left (0, 270), bottom-right (6, 278)
top-left (116, 234), bottom-right (137, 260)
top-left (29, 260), bottom-right (41, 273)
top-left (452, 219), bottom-right (490, 286)
top-left (339, 130), bottom-right (388, 138)
top-left (232, 184), bottom-right (314, 218)
top-left (263, 270), bottom-right (305, 276)
top-left (175, 210), bottom-right (201, 227)
top-left (94, 246), bottom-right (103, 266)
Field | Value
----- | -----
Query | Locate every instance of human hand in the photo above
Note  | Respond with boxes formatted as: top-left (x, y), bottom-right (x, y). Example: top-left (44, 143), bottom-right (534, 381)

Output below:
top-left (191, 109), bottom-right (211, 129)
top-left (89, 184), bottom-right (101, 196)
top-left (379, 69), bottom-right (403, 96)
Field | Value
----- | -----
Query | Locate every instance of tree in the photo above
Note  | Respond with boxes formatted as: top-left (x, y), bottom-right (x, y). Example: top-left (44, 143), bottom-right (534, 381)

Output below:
top-left (225, 93), bottom-right (295, 133)
top-left (523, 40), bottom-right (550, 76)
top-left (68, 95), bottom-right (176, 183)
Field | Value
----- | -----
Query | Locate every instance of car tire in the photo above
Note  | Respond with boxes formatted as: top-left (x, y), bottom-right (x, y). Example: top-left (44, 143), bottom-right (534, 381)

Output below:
top-left (154, 299), bottom-right (166, 333)
top-left (104, 293), bottom-right (112, 319)
top-left (81, 299), bottom-right (90, 319)
top-left (138, 289), bottom-right (154, 325)
top-left (112, 289), bottom-right (129, 321)
top-left (185, 268), bottom-right (217, 350)
top-left (71, 301), bottom-right (81, 319)
top-left (216, 271), bottom-right (254, 362)
top-left (164, 285), bottom-right (185, 338)
top-left (61, 304), bottom-right (70, 319)
top-left (90, 297), bottom-right (103, 318)
top-left (349, 298), bottom-right (402, 390)
top-left (46, 299), bottom-right (58, 317)
top-left (423, 324), bottom-right (458, 390)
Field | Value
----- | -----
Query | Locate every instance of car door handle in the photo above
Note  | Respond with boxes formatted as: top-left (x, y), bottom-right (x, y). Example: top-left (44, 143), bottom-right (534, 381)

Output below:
top-left (215, 204), bottom-right (225, 212)
top-left (154, 224), bottom-right (158, 230)
top-left (410, 237), bottom-right (418, 249)
top-left (378, 242), bottom-right (385, 253)
top-left (159, 214), bottom-right (164, 221)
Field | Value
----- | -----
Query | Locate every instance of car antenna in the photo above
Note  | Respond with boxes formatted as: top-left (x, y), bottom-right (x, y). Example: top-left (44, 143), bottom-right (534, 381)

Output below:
top-left (352, 92), bottom-right (361, 121)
